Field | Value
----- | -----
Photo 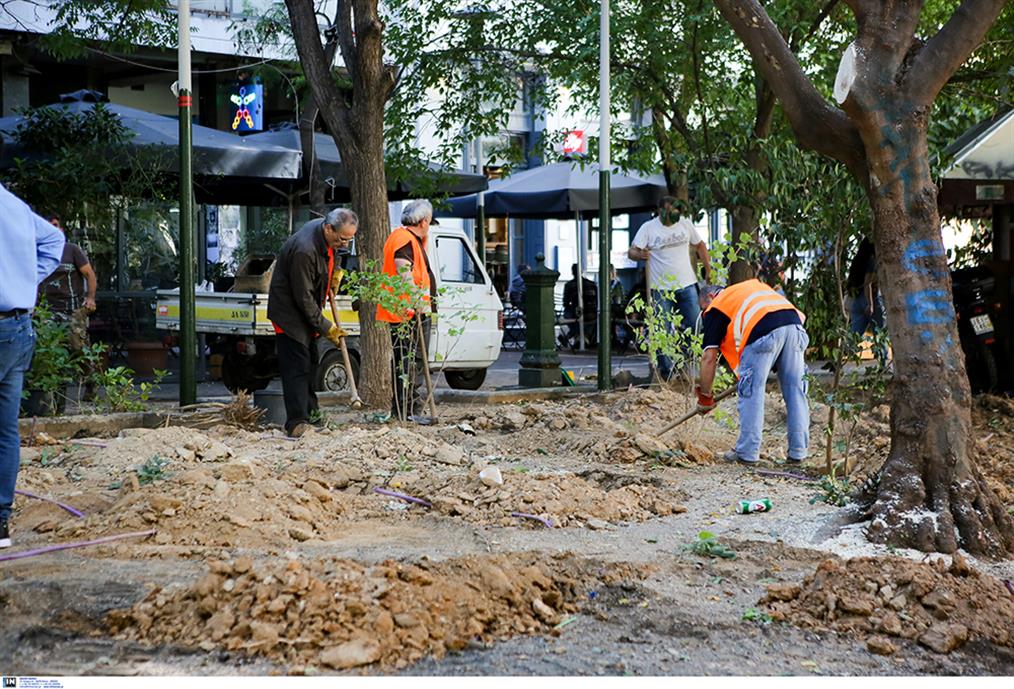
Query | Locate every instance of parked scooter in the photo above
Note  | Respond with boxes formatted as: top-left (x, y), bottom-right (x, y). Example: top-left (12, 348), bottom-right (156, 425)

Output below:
top-left (951, 266), bottom-right (1002, 393)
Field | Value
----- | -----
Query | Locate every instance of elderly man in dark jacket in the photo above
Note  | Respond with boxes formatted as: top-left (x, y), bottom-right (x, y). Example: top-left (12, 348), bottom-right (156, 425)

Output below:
top-left (268, 208), bottom-right (358, 437)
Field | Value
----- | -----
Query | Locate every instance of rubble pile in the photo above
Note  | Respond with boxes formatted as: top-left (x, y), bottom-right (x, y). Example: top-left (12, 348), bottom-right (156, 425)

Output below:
top-left (107, 553), bottom-right (645, 670)
top-left (405, 469), bottom-right (688, 527)
top-left (761, 555), bottom-right (1014, 654)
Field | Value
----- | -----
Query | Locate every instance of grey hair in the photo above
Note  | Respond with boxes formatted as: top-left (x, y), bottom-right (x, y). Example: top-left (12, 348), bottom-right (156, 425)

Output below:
top-left (325, 207), bottom-right (358, 229)
top-left (401, 199), bottom-right (434, 226)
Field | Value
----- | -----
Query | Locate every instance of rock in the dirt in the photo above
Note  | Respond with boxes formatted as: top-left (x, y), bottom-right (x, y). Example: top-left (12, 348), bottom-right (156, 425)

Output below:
top-left (585, 518), bottom-right (611, 531)
top-left (218, 462), bottom-right (254, 482)
top-left (531, 597), bottom-right (557, 624)
top-left (764, 583), bottom-right (801, 602)
top-left (867, 636), bottom-right (898, 655)
top-left (887, 594), bottom-right (907, 611)
top-left (680, 441), bottom-right (714, 464)
top-left (288, 527), bottom-right (313, 542)
top-left (498, 409), bottom-right (528, 431)
top-left (919, 623), bottom-right (969, 653)
top-left (879, 612), bottom-right (903, 636)
top-left (435, 444), bottom-right (466, 466)
top-left (319, 638), bottom-right (382, 669)
top-left (302, 479), bottom-right (332, 503)
top-left (250, 621), bottom-right (280, 650)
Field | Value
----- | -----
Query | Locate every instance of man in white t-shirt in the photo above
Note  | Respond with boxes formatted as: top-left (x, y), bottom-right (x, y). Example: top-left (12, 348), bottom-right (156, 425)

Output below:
top-left (628, 196), bottom-right (712, 379)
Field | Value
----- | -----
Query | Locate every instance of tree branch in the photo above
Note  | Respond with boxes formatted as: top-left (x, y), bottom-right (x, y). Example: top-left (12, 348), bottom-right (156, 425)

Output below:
top-left (713, 0), bottom-right (865, 175)
top-left (336, 0), bottom-right (357, 80)
top-left (906, 0), bottom-right (1009, 106)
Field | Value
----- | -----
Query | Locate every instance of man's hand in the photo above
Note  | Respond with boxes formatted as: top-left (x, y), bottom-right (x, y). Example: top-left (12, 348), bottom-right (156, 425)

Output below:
top-left (330, 268), bottom-right (345, 294)
top-left (695, 384), bottom-right (716, 414)
top-left (84, 297), bottom-right (97, 313)
top-left (325, 323), bottom-right (348, 345)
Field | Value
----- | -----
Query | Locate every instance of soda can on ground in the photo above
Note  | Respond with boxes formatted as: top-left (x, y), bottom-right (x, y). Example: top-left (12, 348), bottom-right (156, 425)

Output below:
top-left (736, 498), bottom-right (772, 514)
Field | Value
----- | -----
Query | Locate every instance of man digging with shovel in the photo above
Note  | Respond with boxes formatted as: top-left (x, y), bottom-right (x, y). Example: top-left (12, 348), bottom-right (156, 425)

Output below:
top-left (695, 279), bottom-right (810, 466)
top-left (267, 208), bottom-right (359, 437)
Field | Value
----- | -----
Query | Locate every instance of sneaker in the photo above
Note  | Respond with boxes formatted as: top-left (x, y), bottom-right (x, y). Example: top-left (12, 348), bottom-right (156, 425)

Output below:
top-left (0, 519), bottom-right (10, 549)
top-left (722, 450), bottom-right (759, 466)
top-left (288, 422), bottom-right (312, 438)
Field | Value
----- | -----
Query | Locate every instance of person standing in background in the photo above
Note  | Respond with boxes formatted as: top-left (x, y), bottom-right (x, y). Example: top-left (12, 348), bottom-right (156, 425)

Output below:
top-left (0, 182), bottom-right (65, 548)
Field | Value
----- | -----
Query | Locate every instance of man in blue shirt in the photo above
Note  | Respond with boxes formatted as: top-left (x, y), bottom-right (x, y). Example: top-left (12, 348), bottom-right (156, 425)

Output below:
top-left (0, 181), bottom-right (65, 548)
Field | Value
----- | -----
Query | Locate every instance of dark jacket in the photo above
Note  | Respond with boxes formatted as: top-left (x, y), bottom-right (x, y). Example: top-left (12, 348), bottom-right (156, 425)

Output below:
top-left (267, 219), bottom-right (333, 347)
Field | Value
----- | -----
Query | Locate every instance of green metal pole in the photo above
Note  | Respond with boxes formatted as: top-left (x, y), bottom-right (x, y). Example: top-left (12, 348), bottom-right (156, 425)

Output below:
top-left (597, 0), bottom-right (612, 391)
top-left (178, 0), bottom-right (196, 406)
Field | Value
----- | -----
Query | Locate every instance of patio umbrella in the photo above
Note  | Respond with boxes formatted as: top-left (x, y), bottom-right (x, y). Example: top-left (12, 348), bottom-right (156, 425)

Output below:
top-left (240, 123), bottom-right (489, 201)
top-left (435, 161), bottom-right (667, 219)
top-left (0, 90), bottom-right (302, 181)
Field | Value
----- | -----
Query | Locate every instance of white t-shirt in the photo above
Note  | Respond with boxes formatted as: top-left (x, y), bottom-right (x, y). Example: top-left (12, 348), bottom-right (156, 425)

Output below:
top-left (631, 216), bottom-right (703, 292)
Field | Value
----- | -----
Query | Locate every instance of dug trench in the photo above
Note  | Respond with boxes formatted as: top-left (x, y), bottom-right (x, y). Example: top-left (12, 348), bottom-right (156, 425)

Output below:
top-left (3, 387), bottom-right (1014, 675)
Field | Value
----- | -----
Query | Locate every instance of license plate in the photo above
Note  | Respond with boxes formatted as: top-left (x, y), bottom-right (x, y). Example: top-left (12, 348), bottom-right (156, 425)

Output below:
top-left (970, 314), bottom-right (994, 335)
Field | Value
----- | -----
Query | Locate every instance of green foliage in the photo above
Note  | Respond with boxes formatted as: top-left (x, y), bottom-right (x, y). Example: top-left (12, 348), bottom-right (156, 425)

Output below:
top-left (742, 607), bottom-right (773, 624)
top-left (136, 455), bottom-right (171, 485)
top-left (89, 366), bottom-right (167, 413)
top-left (44, 0), bottom-right (175, 59)
top-left (687, 531), bottom-right (736, 559)
top-left (23, 301), bottom-right (105, 403)
top-left (810, 467), bottom-right (853, 507)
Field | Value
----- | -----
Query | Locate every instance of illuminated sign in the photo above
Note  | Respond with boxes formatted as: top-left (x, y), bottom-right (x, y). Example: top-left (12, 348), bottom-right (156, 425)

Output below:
top-left (230, 83), bottom-right (263, 132)
top-left (563, 130), bottom-right (587, 156)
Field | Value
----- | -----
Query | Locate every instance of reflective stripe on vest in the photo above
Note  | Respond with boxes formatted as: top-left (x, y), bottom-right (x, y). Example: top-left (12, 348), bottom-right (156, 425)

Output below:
top-left (706, 279), bottom-right (802, 374)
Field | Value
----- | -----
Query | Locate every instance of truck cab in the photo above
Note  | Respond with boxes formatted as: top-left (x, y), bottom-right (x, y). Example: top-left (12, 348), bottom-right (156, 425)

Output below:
top-left (156, 226), bottom-right (504, 393)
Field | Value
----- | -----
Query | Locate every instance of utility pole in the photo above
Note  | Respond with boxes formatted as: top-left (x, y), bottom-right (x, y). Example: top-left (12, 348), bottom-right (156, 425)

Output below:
top-left (597, 0), bottom-right (612, 391)
top-left (178, 0), bottom-right (196, 406)
top-left (474, 138), bottom-right (486, 266)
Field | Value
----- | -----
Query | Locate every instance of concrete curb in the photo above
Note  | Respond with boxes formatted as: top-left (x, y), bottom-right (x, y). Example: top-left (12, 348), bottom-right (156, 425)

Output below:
top-left (19, 411), bottom-right (168, 440)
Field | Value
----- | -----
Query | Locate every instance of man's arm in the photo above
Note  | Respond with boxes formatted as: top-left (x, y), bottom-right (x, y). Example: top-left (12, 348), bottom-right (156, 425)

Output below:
top-left (290, 251), bottom-right (333, 337)
top-left (80, 263), bottom-right (98, 310)
top-left (694, 242), bottom-right (712, 282)
top-left (34, 215), bottom-right (64, 283)
top-left (699, 347), bottom-right (719, 395)
top-left (627, 245), bottom-right (651, 261)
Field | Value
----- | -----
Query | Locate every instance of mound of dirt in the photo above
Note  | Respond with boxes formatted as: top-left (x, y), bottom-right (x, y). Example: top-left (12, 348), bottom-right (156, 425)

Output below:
top-left (761, 555), bottom-right (1014, 654)
top-left (107, 553), bottom-right (647, 671)
top-left (974, 396), bottom-right (1014, 506)
top-left (402, 468), bottom-right (688, 527)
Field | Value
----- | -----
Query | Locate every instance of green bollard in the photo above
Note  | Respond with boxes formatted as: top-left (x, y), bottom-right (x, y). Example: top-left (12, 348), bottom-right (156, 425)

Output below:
top-left (518, 253), bottom-right (562, 387)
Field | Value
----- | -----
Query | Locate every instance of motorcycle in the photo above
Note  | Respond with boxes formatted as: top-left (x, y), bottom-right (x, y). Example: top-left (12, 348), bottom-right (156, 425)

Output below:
top-left (951, 266), bottom-right (1002, 393)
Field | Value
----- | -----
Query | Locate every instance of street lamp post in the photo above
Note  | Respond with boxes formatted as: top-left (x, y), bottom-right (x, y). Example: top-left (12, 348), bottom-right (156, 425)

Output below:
top-left (178, 0), bottom-right (196, 406)
top-left (597, 0), bottom-right (612, 391)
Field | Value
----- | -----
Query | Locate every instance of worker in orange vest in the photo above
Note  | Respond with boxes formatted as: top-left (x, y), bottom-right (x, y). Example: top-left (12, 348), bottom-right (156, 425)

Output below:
top-left (695, 279), bottom-right (810, 465)
top-left (377, 199), bottom-right (438, 417)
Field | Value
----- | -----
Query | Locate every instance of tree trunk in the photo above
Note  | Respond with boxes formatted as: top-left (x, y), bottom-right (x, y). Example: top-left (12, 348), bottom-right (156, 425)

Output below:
top-left (728, 204), bottom-right (758, 284)
top-left (299, 95), bottom-right (327, 214)
top-left (858, 117), bottom-right (1014, 557)
top-left (345, 115), bottom-right (393, 408)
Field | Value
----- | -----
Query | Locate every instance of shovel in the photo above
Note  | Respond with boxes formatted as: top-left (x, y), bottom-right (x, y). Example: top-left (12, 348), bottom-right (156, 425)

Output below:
top-left (657, 385), bottom-right (737, 436)
top-left (414, 312), bottom-right (439, 421)
top-left (326, 288), bottom-right (363, 409)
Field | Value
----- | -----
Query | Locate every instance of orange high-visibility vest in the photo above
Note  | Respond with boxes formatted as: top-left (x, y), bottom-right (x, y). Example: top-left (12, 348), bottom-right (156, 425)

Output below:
top-left (376, 227), bottom-right (431, 323)
top-left (705, 279), bottom-right (804, 373)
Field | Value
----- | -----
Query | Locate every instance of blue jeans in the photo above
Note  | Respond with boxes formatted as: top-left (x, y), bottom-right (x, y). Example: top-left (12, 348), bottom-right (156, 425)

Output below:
top-left (651, 285), bottom-right (700, 380)
top-left (0, 313), bottom-right (35, 521)
top-left (735, 324), bottom-right (809, 463)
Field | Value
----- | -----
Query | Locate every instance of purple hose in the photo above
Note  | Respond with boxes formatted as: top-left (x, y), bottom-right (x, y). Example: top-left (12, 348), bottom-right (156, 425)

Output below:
top-left (373, 487), bottom-right (432, 507)
top-left (511, 512), bottom-right (554, 528)
top-left (1005, 580), bottom-right (1014, 597)
top-left (15, 489), bottom-right (85, 518)
top-left (755, 470), bottom-right (819, 482)
top-left (0, 529), bottom-right (156, 562)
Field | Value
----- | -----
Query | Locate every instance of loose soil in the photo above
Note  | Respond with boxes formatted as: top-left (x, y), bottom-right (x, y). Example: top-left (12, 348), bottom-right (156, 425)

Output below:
top-left (3, 383), bottom-right (1014, 676)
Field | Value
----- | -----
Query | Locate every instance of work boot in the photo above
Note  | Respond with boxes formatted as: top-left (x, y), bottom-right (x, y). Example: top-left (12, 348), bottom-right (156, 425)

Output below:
top-left (288, 422), bottom-right (312, 439)
top-left (722, 450), bottom-right (758, 466)
top-left (0, 518), bottom-right (10, 549)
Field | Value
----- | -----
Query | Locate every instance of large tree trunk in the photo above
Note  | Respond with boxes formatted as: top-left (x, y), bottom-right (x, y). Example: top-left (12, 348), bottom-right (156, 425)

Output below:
top-left (345, 111), bottom-right (393, 408)
top-left (728, 204), bottom-right (759, 284)
top-left (858, 117), bottom-right (1014, 557)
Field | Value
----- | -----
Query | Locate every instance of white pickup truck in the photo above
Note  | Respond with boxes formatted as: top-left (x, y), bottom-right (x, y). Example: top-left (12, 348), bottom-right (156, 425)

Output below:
top-left (156, 227), bottom-right (504, 392)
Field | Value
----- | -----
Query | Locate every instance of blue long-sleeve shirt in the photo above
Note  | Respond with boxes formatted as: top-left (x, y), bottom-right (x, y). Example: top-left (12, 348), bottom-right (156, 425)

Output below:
top-left (0, 182), bottom-right (65, 311)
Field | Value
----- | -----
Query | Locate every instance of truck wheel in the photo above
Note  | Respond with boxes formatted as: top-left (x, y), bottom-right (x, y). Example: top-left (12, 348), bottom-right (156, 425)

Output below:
top-left (444, 368), bottom-right (486, 391)
top-left (315, 349), bottom-right (360, 392)
top-left (221, 353), bottom-right (272, 393)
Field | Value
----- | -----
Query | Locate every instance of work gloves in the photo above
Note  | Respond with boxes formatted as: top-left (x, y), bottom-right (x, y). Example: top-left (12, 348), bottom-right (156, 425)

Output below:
top-left (330, 268), bottom-right (345, 294)
top-left (325, 322), bottom-right (348, 346)
top-left (695, 384), bottom-right (716, 414)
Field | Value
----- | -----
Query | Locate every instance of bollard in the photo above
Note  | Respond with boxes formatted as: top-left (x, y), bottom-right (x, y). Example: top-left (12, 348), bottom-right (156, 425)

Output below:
top-left (519, 253), bottom-right (562, 387)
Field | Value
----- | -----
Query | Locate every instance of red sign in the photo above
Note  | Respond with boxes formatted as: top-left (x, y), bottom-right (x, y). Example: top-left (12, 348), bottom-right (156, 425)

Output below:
top-left (563, 130), bottom-right (587, 156)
